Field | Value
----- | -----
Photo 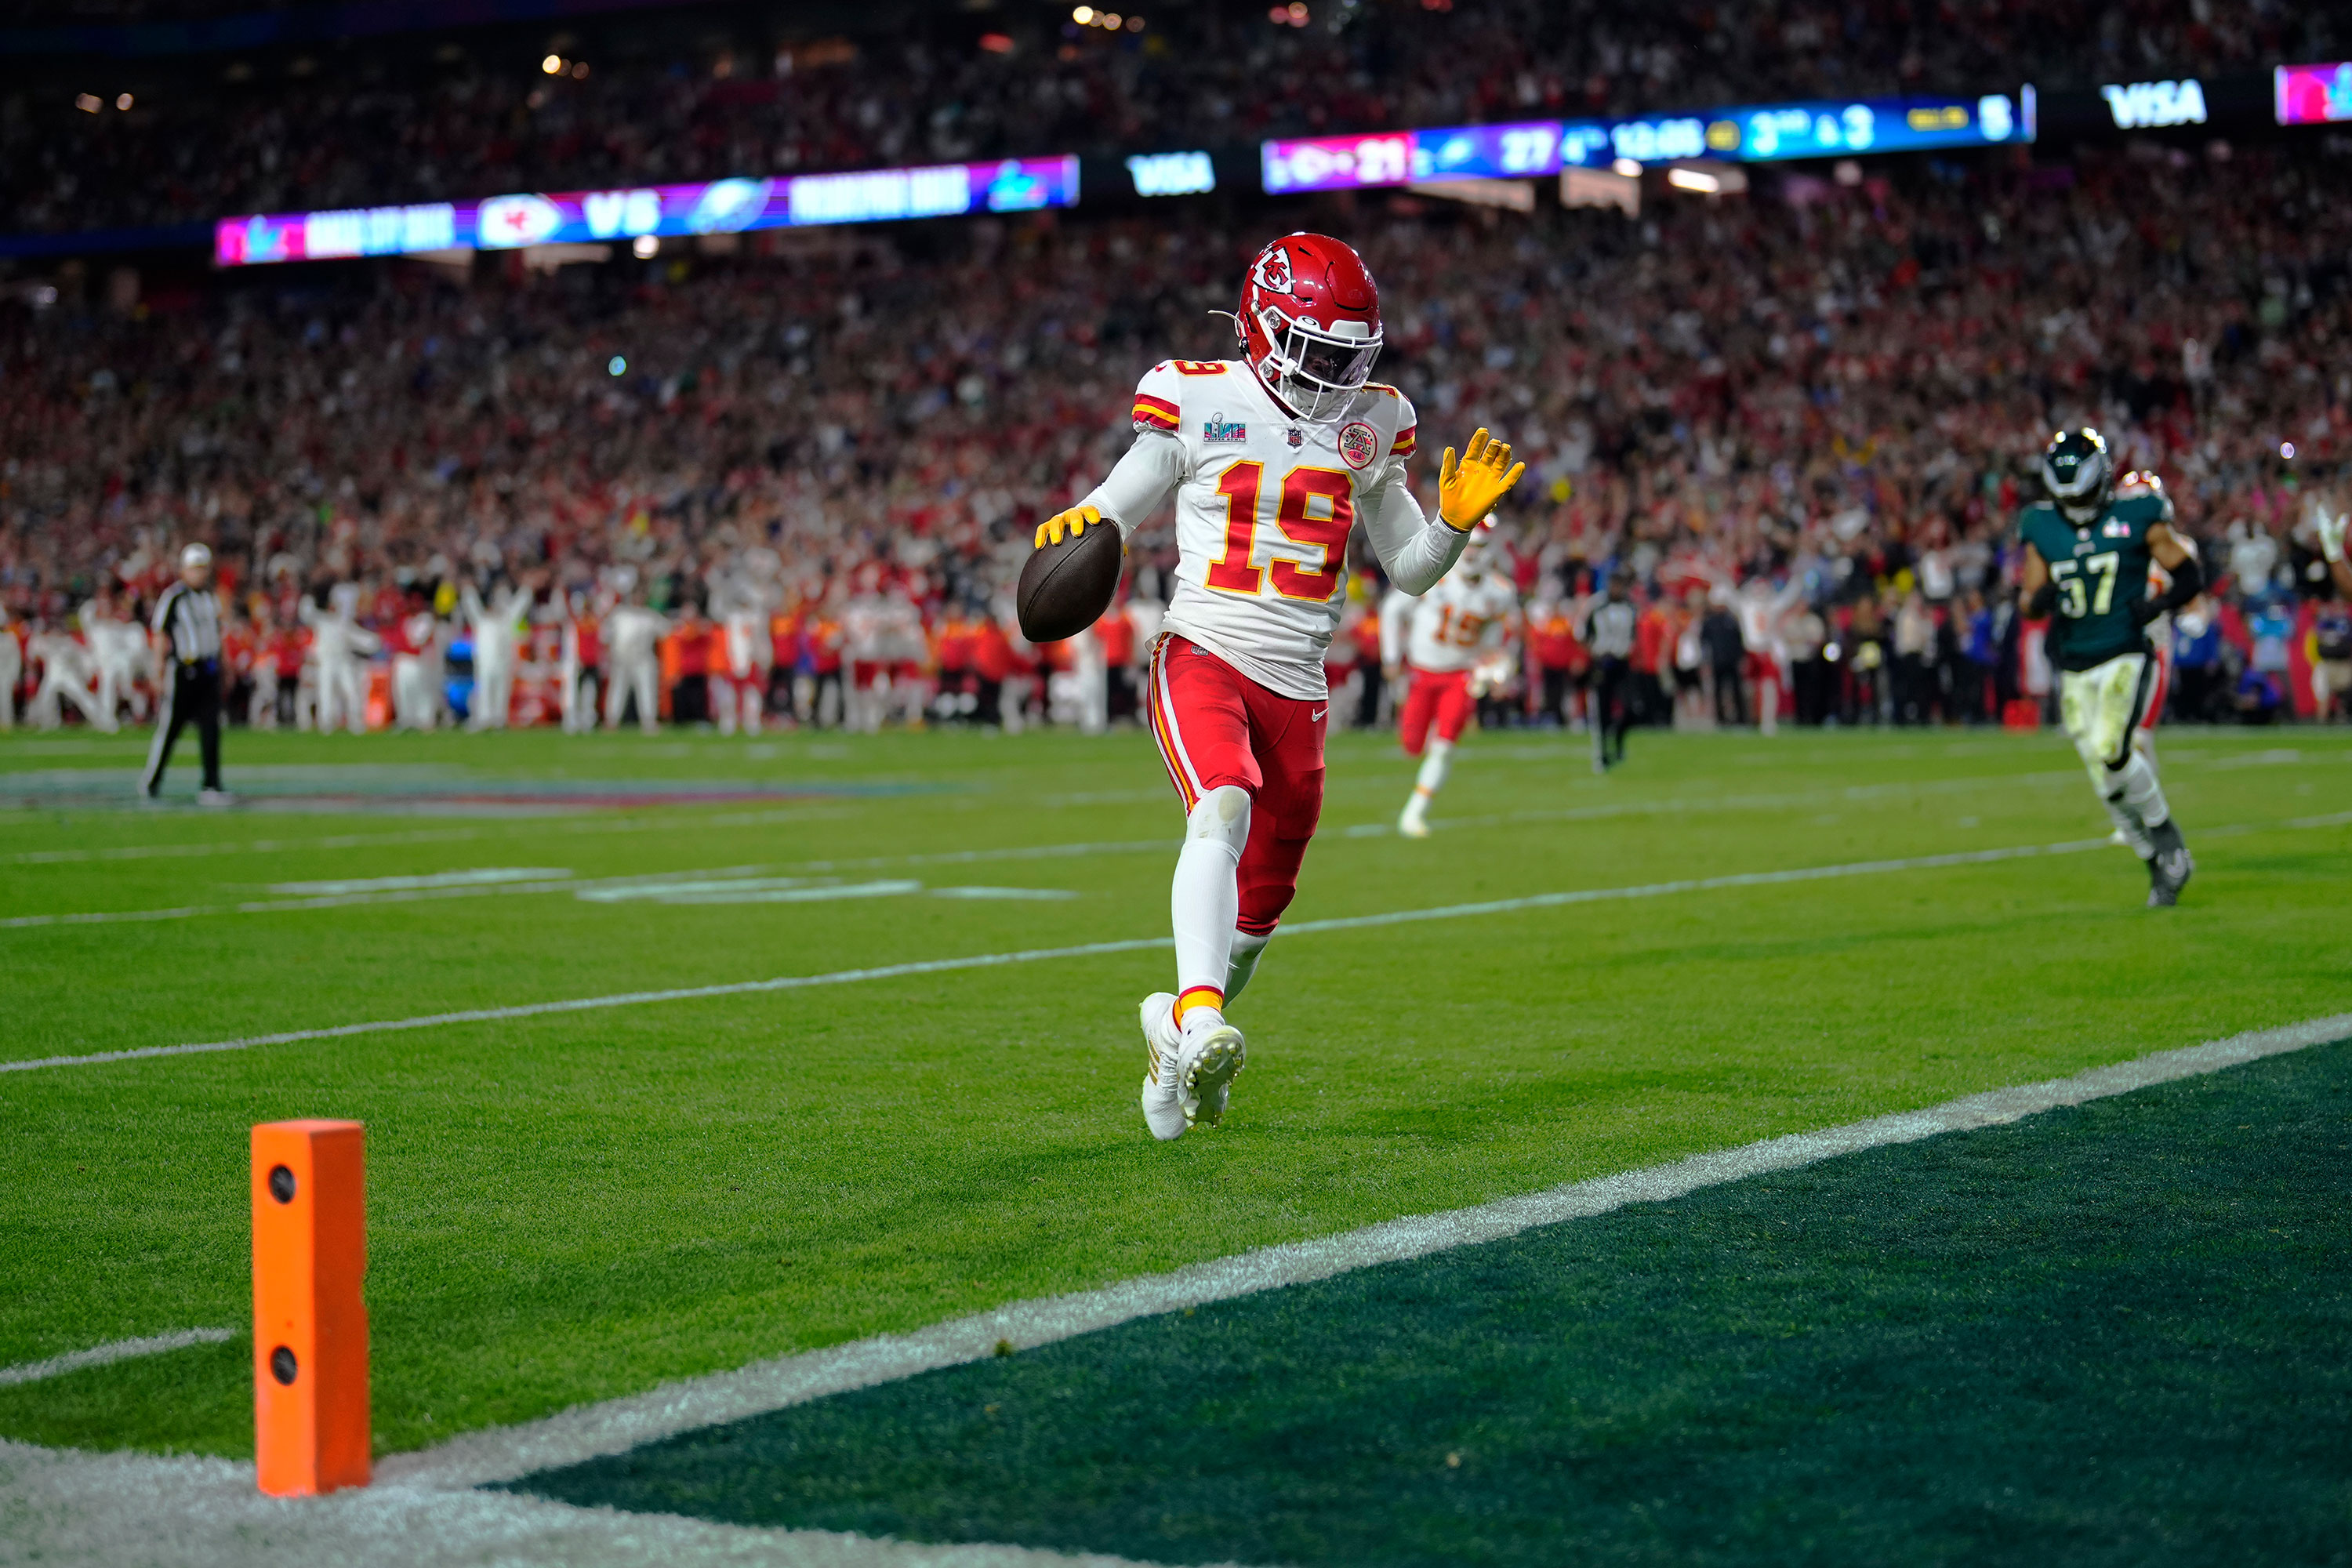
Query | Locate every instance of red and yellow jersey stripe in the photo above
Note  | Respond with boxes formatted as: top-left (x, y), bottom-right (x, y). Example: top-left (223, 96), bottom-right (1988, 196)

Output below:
top-left (1393, 425), bottom-right (1417, 458)
top-left (1133, 392), bottom-right (1181, 432)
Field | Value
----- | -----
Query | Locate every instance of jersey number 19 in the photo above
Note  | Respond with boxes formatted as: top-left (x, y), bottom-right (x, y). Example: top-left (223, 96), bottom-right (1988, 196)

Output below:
top-left (1207, 461), bottom-right (1356, 602)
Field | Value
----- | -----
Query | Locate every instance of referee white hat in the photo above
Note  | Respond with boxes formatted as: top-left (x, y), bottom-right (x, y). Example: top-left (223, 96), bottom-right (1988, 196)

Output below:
top-left (180, 543), bottom-right (212, 568)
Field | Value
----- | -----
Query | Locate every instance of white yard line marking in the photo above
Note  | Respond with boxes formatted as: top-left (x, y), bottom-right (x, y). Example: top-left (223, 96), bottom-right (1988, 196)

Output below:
top-left (929, 887), bottom-right (1082, 901)
top-left (269, 868), bottom-right (571, 895)
top-left (379, 1011), bottom-right (2352, 1490)
top-left (0, 863), bottom-right (776, 929)
top-left (9, 814), bottom-right (2343, 1076)
top-left (0, 805), bottom-right (856, 866)
top-left (0, 1328), bottom-right (234, 1388)
top-left (581, 879), bottom-right (927, 906)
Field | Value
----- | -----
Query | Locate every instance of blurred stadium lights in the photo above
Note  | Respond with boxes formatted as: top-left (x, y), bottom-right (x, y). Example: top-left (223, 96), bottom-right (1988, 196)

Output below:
top-left (542, 53), bottom-right (562, 74)
top-left (1610, 157), bottom-right (1642, 177)
top-left (1666, 162), bottom-right (1748, 196)
top-left (115, 93), bottom-right (134, 111)
top-left (978, 31), bottom-right (1014, 53)
top-left (74, 93), bottom-right (102, 113)
top-left (1563, 166), bottom-right (1640, 216)
top-left (519, 242), bottom-right (612, 271)
top-left (631, 234), bottom-right (659, 259)
top-left (1406, 178), bottom-right (1535, 212)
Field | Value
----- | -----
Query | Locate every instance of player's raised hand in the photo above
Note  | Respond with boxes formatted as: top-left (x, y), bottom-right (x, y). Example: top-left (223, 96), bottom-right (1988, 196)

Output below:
top-left (2319, 504), bottom-right (2347, 564)
top-left (1035, 505), bottom-right (1102, 550)
top-left (1438, 429), bottom-right (1526, 531)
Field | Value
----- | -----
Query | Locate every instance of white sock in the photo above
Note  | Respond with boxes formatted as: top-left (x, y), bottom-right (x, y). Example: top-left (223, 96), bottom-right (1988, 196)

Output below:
top-left (2101, 789), bottom-right (2154, 859)
top-left (1172, 786), bottom-right (1249, 1000)
top-left (1226, 929), bottom-right (1270, 1004)
top-left (1410, 737), bottom-right (1453, 811)
top-left (2116, 750), bottom-right (2169, 829)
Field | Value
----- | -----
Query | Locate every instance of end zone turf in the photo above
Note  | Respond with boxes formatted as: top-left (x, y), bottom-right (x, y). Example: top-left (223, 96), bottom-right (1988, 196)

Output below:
top-left (510, 1038), bottom-right (2352, 1567)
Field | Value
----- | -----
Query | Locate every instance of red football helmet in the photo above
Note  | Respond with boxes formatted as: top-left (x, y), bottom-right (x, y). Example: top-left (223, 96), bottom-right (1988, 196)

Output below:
top-left (1235, 232), bottom-right (1382, 422)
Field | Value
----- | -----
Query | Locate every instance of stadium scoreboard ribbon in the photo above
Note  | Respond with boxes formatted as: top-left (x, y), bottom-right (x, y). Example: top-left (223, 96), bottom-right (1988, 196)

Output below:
top-left (252, 1119), bottom-right (370, 1497)
top-left (1261, 90), bottom-right (2036, 194)
top-left (213, 156), bottom-right (1081, 267)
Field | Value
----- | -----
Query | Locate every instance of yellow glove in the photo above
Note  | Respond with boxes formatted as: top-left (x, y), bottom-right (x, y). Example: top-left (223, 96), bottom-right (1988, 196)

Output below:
top-left (1437, 428), bottom-right (1526, 532)
top-left (1035, 505), bottom-right (1102, 550)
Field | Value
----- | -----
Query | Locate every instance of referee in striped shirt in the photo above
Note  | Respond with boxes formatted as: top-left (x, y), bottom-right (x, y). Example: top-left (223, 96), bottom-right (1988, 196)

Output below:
top-left (1581, 572), bottom-right (1638, 775)
top-left (142, 543), bottom-right (231, 803)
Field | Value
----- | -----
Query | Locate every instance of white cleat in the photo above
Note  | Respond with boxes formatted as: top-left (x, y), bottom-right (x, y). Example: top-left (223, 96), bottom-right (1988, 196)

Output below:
top-left (1138, 993), bottom-right (1189, 1142)
top-left (1174, 1007), bottom-right (1245, 1130)
top-left (1397, 804), bottom-right (1431, 838)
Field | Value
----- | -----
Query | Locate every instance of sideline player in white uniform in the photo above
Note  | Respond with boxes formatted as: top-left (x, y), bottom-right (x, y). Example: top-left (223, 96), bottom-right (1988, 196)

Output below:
top-left (2316, 490), bottom-right (2352, 599)
top-left (1032, 232), bottom-right (1524, 1140)
top-left (2114, 469), bottom-right (2196, 776)
top-left (1387, 520), bottom-right (1519, 837)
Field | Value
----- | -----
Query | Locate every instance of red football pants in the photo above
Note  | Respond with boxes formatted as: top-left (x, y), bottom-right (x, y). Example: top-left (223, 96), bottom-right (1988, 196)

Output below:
top-left (1146, 634), bottom-right (1327, 936)
top-left (1399, 666), bottom-right (1474, 757)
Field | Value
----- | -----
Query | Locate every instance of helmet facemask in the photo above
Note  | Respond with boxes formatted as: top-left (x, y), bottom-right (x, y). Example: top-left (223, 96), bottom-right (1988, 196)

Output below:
top-left (1249, 305), bottom-right (1381, 423)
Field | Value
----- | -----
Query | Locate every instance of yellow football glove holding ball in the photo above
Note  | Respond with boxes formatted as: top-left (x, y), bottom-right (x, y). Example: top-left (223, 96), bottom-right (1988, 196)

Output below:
top-left (1438, 429), bottom-right (1526, 532)
top-left (1035, 505), bottom-right (1102, 550)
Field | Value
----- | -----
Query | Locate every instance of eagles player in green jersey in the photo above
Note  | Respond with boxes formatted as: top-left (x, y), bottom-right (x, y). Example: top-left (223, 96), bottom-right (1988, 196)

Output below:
top-left (2018, 428), bottom-right (2205, 906)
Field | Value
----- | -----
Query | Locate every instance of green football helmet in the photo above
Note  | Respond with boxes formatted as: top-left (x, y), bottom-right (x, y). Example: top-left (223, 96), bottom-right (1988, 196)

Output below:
top-left (2041, 427), bottom-right (2113, 525)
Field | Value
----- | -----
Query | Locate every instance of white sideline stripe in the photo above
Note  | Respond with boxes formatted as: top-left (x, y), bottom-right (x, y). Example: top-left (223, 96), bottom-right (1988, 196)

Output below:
top-left (7, 815), bottom-right (2345, 1077)
top-left (382, 1011), bottom-right (2352, 1490)
top-left (0, 1327), bottom-right (234, 1388)
top-left (0, 1440), bottom-right (1203, 1568)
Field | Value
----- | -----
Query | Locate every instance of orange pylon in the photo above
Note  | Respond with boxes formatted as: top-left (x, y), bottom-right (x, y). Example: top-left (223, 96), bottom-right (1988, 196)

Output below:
top-left (251, 1120), bottom-right (370, 1495)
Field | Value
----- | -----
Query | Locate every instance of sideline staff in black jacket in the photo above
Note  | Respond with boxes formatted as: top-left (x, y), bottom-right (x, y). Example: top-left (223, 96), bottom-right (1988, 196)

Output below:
top-left (142, 543), bottom-right (231, 803)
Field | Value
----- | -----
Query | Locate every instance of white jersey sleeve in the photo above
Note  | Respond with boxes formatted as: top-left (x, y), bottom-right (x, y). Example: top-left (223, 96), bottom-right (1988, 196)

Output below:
top-left (1352, 387), bottom-right (1471, 597)
top-left (1076, 360), bottom-right (1191, 535)
top-left (1379, 585), bottom-right (1420, 668)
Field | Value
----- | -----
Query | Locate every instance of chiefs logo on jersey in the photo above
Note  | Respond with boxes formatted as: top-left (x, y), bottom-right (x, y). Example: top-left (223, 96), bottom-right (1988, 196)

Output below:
top-left (1338, 421), bottom-right (1377, 470)
top-left (1250, 245), bottom-right (1294, 296)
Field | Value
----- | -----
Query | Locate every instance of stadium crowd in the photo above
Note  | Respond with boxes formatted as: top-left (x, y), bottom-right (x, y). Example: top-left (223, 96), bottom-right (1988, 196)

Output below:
top-left (3, 139), bottom-right (2350, 737)
top-left (4, 0), bottom-right (2332, 235)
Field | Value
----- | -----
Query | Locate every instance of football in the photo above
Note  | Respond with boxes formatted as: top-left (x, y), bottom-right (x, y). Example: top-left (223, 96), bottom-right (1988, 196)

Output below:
top-left (1016, 521), bottom-right (1123, 642)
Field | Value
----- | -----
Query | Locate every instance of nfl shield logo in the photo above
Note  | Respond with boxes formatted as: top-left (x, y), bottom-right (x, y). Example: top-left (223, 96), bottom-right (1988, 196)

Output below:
top-left (1287, 427), bottom-right (1305, 448)
top-left (1338, 421), bottom-right (1377, 470)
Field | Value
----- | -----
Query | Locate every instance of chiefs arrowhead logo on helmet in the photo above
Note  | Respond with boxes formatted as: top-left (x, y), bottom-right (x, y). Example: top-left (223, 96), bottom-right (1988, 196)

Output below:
top-left (1250, 245), bottom-right (1295, 296)
top-left (1236, 232), bottom-right (1382, 423)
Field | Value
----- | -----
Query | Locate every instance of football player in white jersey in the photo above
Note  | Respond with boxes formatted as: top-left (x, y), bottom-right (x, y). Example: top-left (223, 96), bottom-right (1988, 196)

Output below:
top-left (2116, 469), bottom-right (2197, 768)
top-left (1031, 232), bottom-right (1524, 1141)
top-left (1387, 519), bottom-right (1519, 838)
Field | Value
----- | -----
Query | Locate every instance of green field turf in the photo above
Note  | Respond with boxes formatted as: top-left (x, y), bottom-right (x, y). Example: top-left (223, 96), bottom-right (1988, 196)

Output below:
top-left (0, 721), bottom-right (2346, 1473)
top-left (514, 1039), bottom-right (2352, 1568)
